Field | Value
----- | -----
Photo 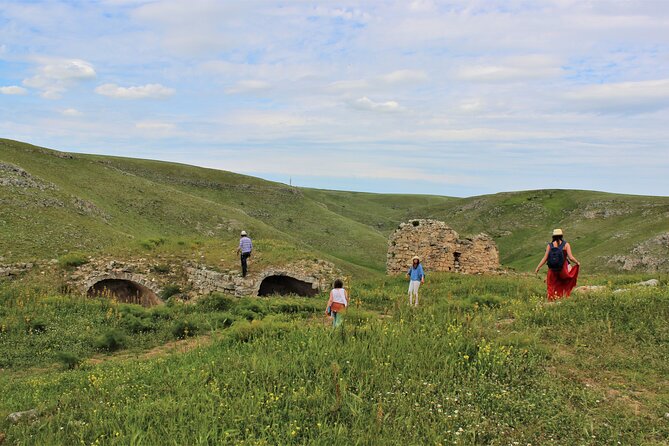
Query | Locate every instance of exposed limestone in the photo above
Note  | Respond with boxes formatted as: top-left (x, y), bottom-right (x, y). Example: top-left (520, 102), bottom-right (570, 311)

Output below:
top-left (635, 279), bottom-right (660, 287)
top-left (387, 219), bottom-right (499, 275)
top-left (0, 262), bottom-right (34, 279)
top-left (574, 285), bottom-right (607, 294)
top-left (0, 162), bottom-right (57, 190)
top-left (606, 232), bottom-right (669, 272)
top-left (7, 409), bottom-right (38, 424)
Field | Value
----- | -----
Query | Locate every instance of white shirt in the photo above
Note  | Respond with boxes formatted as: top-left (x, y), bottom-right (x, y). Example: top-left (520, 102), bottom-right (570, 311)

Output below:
top-left (331, 288), bottom-right (347, 306)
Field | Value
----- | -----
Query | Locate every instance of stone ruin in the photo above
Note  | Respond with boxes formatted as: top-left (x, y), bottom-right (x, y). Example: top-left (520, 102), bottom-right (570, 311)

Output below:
top-left (387, 219), bottom-right (499, 275)
top-left (64, 257), bottom-right (338, 307)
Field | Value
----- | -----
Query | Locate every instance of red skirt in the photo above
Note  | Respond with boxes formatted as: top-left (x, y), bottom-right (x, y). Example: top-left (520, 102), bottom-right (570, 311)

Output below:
top-left (546, 261), bottom-right (579, 301)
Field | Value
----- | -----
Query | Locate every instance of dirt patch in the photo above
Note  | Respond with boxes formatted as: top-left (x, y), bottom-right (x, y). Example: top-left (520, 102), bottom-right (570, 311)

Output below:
top-left (86, 335), bottom-right (213, 365)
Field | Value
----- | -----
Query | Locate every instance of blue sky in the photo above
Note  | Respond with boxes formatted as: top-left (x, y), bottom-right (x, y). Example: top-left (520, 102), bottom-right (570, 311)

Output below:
top-left (1, 0), bottom-right (668, 197)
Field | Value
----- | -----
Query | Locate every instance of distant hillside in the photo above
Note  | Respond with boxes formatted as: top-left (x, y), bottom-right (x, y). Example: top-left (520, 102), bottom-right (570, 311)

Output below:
top-left (1, 138), bottom-right (668, 274)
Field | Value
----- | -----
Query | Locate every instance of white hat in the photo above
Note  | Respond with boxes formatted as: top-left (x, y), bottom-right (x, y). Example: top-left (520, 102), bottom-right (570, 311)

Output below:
top-left (552, 228), bottom-right (563, 236)
top-left (241, 230), bottom-right (248, 236)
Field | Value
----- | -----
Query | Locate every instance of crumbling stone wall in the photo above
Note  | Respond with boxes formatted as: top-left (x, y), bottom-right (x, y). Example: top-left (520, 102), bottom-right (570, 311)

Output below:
top-left (387, 219), bottom-right (499, 275)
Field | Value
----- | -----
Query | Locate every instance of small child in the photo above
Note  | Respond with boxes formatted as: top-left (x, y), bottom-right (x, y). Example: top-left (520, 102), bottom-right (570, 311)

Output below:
top-left (326, 279), bottom-right (348, 327)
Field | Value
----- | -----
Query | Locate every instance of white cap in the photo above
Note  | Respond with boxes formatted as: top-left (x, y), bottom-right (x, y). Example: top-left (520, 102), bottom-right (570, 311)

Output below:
top-left (241, 230), bottom-right (247, 236)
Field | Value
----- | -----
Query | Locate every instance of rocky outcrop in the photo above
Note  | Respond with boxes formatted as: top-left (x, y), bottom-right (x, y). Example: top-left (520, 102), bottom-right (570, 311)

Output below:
top-left (0, 162), bottom-right (57, 190)
top-left (387, 219), bottom-right (499, 275)
top-left (606, 232), bottom-right (669, 272)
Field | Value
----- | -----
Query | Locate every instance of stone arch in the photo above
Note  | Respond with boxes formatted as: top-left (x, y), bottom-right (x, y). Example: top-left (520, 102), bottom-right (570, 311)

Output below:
top-left (85, 273), bottom-right (162, 307)
top-left (256, 271), bottom-right (319, 297)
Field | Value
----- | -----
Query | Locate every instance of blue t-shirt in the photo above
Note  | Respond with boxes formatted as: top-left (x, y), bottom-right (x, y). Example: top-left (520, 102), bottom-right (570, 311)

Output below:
top-left (407, 264), bottom-right (425, 281)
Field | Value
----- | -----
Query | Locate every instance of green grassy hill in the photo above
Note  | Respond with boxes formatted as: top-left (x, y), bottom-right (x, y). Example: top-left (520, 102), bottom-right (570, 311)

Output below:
top-left (1, 138), bottom-right (667, 274)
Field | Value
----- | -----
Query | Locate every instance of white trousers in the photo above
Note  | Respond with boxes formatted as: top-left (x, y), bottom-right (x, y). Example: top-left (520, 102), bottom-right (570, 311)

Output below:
top-left (408, 280), bottom-right (421, 306)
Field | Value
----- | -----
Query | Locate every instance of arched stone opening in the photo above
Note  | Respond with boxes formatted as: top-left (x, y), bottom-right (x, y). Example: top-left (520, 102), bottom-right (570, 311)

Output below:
top-left (87, 279), bottom-right (160, 307)
top-left (257, 275), bottom-right (318, 297)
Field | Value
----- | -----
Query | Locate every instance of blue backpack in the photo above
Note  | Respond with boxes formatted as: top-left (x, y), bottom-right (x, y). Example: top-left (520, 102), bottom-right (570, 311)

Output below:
top-left (547, 240), bottom-right (566, 271)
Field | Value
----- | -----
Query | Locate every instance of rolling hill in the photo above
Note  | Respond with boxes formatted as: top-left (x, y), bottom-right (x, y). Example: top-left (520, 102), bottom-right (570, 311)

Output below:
top-left (1, 138), bottom-right (668, 274)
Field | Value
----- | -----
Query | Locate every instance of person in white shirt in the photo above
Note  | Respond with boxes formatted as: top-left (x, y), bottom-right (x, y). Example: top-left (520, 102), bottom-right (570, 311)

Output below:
top-left (325, 279), bottom-right (348, 327)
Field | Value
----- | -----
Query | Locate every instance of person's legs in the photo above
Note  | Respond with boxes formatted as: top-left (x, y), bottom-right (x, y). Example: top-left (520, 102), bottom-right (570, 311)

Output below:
top-left (333, 311), bottom-right (342, 327)
top-left (414, 282), bottom-right (420, 307)
top-left (241, 253), bottom-right (249, 277)
top-left (408, 282), bottom-right (414, 305)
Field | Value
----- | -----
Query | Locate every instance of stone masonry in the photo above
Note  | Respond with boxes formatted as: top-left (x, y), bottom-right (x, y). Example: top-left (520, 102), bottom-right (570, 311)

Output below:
top-left (387, 219), bottom-right (499, 275)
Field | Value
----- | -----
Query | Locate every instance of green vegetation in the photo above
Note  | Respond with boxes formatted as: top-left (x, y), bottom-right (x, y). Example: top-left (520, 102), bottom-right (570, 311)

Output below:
top-left (1, 274), bottom-right (668, 444)
top-left (2, 138), bottom-right (668, 275)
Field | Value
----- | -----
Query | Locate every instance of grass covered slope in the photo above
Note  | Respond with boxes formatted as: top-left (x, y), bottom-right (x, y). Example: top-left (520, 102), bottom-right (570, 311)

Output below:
top-left (1, 274), bottom-right (668, 445)
top-left (1, 138), bottom-right (668, 273)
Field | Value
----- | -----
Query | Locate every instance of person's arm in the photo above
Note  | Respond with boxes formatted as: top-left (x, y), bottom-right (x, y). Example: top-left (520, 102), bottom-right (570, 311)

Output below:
top-left (406, 269), bottom-right (411, 280)
top-left (534, 245), bottom-right (550, 273)
top-left (420, 265), bottom-right (425, 283)
top-left (236, 239), bottom-right (241, 255)
top-left (326, 291), bottom-right (334, 314)
top-left (344, 289), bottom-right (349, 307)
top-left (565, 243), bottom-right (580, 266)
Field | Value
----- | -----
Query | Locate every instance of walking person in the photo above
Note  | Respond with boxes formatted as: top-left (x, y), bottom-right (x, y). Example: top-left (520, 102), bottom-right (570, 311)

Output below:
top-left (407, 256), bottom-right (425, 307)
top-left (534, 228), bottom-right (580, 301)
top-left (326, 279), bottom-right (348, 327)
top-left (236, 230), bottom-right (253, 277)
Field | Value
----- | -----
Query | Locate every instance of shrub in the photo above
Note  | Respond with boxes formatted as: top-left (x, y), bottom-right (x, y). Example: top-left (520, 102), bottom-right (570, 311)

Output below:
top-left (95, 329), bottom-right (127, 352)
top-left (56, 351), bottom-right (82, 370)
top-left (172, 320), bottom-right (199, 339)
top-left (139, 238), bottom-right (166, 250)
top-left (160, 284), bottom-right (182, 300)
top-left (210, 312), bottom-right (237, 329)
top-left (150, 264), bottom-right (171, 274)
top-left (57, 253), bottom-right (88, 269)
top-left (25, 317), bottom-right (47, 334)
top-left (150, 306), bottom-right (173, 321)
top-left (121, 314), bottom-right (156, 333)
top-left (198, 293), bottom-right (236, 312)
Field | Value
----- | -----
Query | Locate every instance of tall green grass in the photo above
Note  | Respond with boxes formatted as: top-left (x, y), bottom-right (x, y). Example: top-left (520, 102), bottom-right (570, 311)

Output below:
top-left (1, 273), bottom-right (668, 444)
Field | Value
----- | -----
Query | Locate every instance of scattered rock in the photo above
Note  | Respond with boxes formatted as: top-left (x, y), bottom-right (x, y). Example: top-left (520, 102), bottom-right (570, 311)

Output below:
top-left (613, 288), bottom-right (628, 294)
top-left (635, 279), bottom-right (660, 287)
top-left (7, 409), bottom-right (38, 424)
top-left (574, 285), bottom-right (607, 294)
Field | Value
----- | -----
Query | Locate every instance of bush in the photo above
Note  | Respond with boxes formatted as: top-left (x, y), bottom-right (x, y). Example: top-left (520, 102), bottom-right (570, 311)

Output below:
top-left (95, 329), bottom-right (127, 352)
top-left (25, 317), bottom-right (47, 334)
top-left (172, 320), bottom-right (199, 339)
top-left (150, 263), bottom-right (171, 274)
top-left (160, 284), bottom-right (182, 300)
top-left (209, 312), bottom-right (237, 329)
top-left (121, 314), bottom-right (156, 333)
top-left (139, 238), bottom-right (166, 250)
top-left (150, 306), bottom-right (173, 321)
top-left (198, 293), bottom-right (236, 312)
top-left (57, 253), bottom-right (89, 269)
top-left (56, 351), bottom-right (82, 370)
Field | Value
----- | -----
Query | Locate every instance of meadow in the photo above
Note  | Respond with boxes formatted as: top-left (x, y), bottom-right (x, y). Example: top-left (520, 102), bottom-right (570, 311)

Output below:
top-left (1, 272), bottom-right (668, 445)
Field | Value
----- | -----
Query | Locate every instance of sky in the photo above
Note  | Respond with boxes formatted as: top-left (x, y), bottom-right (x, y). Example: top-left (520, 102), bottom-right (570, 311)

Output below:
top-left (1, 0), bottom-right (668, 197)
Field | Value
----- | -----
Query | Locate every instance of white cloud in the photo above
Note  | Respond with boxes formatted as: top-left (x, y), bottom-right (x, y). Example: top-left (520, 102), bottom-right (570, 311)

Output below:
top-left (566, 79), bottom-right (669, 113)
top-left (0, 86), bottom-right (27, 95)
top-left (350, 96), bottom-right (403, 113)
top-left (60, 108), bottom-right (82, 116)
top-left (225, 80), bottom-right (271, 94)
top-left (22, 59), bottom-right (96, 99)
top-left (380, 69), bottom-right (428, 84)
top-left (456, 56), bottom-right (563, 82)
top-left (95, 83), bottom-right (175, 99)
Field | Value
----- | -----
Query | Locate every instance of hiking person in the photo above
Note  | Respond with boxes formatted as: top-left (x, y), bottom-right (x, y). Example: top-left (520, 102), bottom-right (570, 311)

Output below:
top-left (407, 255), bottom-right (425, 307)
top-left (326, 279), bottom-right (348, 327)
top-left (236, 230), bottom-right (253, 277)
top-left (534, 228), bottom-right (580, 300)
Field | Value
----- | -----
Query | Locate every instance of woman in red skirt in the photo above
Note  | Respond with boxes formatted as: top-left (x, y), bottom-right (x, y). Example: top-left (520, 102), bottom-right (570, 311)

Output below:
top-left (534, 228), bottom-right (581, 301)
